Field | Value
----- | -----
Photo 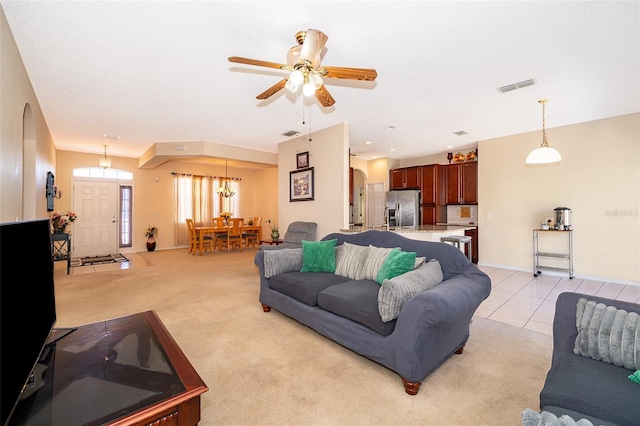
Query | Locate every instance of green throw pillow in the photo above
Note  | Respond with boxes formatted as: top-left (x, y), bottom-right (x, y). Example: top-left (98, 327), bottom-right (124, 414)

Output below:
top-left (301, 239), bottom-right (337, 273)
top-left (375, 248), bottom-right (417, 284)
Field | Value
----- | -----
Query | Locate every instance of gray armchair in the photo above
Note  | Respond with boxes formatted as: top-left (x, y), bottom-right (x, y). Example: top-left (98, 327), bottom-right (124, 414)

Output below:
top-left (260, 221), bottom-right (317, 250)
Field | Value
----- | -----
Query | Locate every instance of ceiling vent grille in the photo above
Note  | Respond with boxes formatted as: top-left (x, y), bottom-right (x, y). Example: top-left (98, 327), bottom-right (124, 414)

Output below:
top-left (282, 130), bottom-right (299, 137)
top-left (453, 130), bottom-right (467, 136)
top-left (498, 78), bottom-right (535, 93)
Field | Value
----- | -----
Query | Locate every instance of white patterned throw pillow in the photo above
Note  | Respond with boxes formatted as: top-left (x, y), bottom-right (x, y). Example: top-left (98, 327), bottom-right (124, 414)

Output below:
top-left (377, 259), bottom-right (444, 322)
top-left (334, 242), bottom-right (369, 280)
top-left (358, 245), bottom-right (395, 280)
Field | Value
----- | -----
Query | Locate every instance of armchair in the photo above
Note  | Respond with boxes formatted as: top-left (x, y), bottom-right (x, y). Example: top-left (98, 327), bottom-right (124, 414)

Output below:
top-left (260, 221), bottom-right (317, 250)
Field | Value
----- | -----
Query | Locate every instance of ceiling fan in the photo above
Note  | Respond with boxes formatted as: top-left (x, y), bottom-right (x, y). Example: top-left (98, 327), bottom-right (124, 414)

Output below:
top-left (228, 29), bottom-right (377, 107)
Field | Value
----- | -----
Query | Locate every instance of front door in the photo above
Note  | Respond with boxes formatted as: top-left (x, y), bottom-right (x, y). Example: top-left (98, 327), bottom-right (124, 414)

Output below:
top-left (72, 180), bottom-right (118, 257)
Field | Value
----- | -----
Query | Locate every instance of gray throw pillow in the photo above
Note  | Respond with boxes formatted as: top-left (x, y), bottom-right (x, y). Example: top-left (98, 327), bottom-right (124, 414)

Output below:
top-left (574, 297), bottom-right (640, 371)
top-left (521, 408), bottom-right (594, 426)
top-left (263, 248), bottom-right (303, 278)
top-left (334, 242), bottom-right (368, 280)
top-left (359, 245), bottom-right (395, 280)
top-left (377, 259), bottom-right (443, 322)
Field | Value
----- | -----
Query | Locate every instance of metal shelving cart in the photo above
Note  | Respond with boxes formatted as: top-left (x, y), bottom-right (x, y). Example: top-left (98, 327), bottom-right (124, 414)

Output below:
top-left (532, 229), bottom-right (574, 279)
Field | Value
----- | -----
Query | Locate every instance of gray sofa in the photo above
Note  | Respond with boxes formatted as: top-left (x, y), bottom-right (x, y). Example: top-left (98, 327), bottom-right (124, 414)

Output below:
top-left (538, 292), bottom-right (640, 425)
top-left (253, 230), bottom-right (491, 395)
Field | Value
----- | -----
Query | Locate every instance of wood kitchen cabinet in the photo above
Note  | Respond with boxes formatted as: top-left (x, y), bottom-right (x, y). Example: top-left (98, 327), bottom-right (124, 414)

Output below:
top-left (446, 162), bottom-right (478, 204)
top-left (465, 227), bottom-right (479, 264)
top-left (389, 166), bottom-right (421, 190)
top-left (420, 164), bottom-right (446, 204)
top-left (419, 164), bottom-right (446, 224)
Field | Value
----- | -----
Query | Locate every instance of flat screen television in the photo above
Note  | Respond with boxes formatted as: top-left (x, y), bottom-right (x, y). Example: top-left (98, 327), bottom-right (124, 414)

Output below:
top-left (0, 219), bottom-right (56, 426)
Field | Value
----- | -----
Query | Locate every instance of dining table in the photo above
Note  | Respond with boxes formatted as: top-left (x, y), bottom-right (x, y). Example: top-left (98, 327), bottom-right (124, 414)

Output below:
top-left (193, 224), bottom-right (263, 255)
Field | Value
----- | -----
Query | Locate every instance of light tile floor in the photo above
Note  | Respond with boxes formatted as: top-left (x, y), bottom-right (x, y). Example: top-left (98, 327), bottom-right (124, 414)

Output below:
top-left (56, 256), bottom-right (640, 338)
top-left (476, 266), bottom-right (640, 336)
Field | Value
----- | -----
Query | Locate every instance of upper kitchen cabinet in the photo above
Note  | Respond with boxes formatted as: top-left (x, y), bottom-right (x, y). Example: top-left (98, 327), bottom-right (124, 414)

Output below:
top-left (446, 162), bottom-right (478, 204)
top-left (389, 166), bottom-right (421, 190)
top-left (420, 164), bottom-right (446, 205)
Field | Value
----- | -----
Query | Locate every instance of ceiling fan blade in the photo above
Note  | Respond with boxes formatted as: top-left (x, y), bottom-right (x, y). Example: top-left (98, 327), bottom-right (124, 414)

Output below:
top-left (228, 56), bottom-right (287, 70)
top-left (300, 29), bottom-right (328, 67)
top-left (322, 66), bottom-right (378, 81)
top-left (315, 86), bottom-right (335, 107)
top-left (256, 79), bottom-right (287, 100)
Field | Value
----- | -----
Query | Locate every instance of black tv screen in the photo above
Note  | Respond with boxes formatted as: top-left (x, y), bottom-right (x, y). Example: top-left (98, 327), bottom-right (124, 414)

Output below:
top-left (0, 219), bottom-right (56, 426)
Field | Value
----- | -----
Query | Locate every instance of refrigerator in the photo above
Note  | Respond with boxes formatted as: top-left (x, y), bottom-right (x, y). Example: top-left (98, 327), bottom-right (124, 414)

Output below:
top-left (385, 190), bottom-right (420, 228)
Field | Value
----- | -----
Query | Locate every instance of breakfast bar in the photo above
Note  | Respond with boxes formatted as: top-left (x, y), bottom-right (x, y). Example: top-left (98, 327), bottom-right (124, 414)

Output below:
top-left (340, 224), bottom-right (476, 242)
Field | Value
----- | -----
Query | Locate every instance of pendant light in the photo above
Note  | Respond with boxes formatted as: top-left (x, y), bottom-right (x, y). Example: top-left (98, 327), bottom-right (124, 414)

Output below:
top-left (525, 99), bottom-right (561, 165)
top-left (99, 144), bottom-right (111, 169)
top-left (216, 160), bottom-right (236, 198)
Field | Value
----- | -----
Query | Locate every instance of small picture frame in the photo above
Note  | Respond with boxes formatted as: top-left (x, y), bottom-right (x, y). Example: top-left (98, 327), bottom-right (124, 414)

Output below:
top-left (290, 167), bottom-right (314, 202)
top-left (296, 151), bottom-right (309, 169)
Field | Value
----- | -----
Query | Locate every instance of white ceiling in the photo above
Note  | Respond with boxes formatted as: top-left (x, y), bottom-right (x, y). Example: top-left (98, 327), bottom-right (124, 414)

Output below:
top-left (2, 1), bottom-right (638, 165)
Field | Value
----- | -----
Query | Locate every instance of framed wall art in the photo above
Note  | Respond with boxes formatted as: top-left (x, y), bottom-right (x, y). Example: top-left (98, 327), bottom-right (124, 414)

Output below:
top-left (296, 151), bottom-right (309, 169)
top-left (290, 167), bottom-right (314, 202)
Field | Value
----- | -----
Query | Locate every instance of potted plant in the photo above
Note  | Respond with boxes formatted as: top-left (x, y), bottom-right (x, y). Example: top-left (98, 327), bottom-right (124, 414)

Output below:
top-left (50, 211), bottom-right (77, 234)
top-left (220, 212), bottom-right (232, 225)
top-left (144, 226), bottom-right (158, 251)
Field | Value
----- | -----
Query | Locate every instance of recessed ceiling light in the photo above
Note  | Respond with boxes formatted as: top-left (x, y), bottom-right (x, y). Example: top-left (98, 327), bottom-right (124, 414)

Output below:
top-left (103, 134), bottom-right (120, 139)
top-left (389, 148), bottom-right (396, 151)
top-left (364, 141), bottom-right (373, 145)
top-left (385, 125), bottom-right (396, 130)
top-left (446, 145), bottom-right (454, 149)
top-left (453, 131), bottom-right (467, 136)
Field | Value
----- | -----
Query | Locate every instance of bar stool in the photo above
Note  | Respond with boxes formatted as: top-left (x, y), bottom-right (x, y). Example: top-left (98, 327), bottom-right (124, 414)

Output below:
top-left (441, 235), bottom-right (473, 262)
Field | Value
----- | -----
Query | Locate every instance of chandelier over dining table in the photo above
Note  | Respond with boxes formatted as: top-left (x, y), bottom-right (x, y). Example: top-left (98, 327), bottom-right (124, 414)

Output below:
top-left (217, 160), bottom-right (236, 198)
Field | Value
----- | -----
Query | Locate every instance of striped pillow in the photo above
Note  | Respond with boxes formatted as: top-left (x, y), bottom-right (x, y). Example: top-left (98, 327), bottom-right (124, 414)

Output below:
top-left (334, 242), bottom-right (368, 280)
top-left (263, 248), bottom-right (303, 278)
top-left (574, 298), bottom-right (640, 371)
top-left (378, 259), bottom-right (444, 322)
top-left (358, 245), bottom-right (395, 281)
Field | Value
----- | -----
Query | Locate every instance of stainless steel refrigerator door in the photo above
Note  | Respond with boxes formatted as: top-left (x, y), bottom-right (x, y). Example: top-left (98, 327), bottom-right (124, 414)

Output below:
top-left (397, 190), bottom-right (420, 227)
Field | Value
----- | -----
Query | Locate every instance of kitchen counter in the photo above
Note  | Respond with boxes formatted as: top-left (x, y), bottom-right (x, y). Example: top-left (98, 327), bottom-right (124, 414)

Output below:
top-left (339, 224), bottom-right (476, 242)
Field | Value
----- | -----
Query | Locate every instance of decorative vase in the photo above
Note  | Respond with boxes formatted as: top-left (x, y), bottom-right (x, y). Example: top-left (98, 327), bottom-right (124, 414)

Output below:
top-left (53, 227), bottom-right (67, 234)
top-left (271, 230), bottom-right (279, 241)
top-left (146, 238), bottom-right (156, 252)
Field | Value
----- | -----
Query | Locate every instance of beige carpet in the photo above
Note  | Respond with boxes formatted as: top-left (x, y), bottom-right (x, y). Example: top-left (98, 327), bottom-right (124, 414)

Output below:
top-left (54, 248), bottom-right (552, 425)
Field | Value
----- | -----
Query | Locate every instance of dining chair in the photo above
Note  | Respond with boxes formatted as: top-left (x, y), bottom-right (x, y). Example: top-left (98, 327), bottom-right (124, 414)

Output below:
top-left (243, 217), bottom-right (262, 248)
top-left (220, 218), bottom-right (244, 252)
top-left (211, 217), bottom-right (226, 250)
top-left (186, 218), bottom-right (214, 255)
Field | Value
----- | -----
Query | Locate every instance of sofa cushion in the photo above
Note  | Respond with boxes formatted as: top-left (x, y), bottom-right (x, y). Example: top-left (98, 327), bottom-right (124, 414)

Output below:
top-left (375, 248), bottom-right (417, 284)
top-left (540, 342), bottom-right (640, 425)
top-left (378, 259), bottom-right (444, 322)
top-left (334, 242), bottom-right (368, 280)
top-left (574, 297), bottom-right (640, 371)
top-left (300, 239), bottom-right (337, 273)
top-left (317, 280), bottom-right (396, 336)
top-left (263, 248), bottom-right (303, 278)
top-left (268, 272), bottom-right (350, 307)
top-left (358, 245), bottom-right (395, 280)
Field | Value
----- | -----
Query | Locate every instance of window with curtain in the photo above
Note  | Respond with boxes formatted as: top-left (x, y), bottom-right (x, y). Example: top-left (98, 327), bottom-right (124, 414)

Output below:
top-left (174, 173), bottom-right (241, 246)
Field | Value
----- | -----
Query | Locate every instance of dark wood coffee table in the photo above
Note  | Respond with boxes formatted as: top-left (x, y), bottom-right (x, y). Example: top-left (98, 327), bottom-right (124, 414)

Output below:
top-left (11, 311), bottom-right (208, 425)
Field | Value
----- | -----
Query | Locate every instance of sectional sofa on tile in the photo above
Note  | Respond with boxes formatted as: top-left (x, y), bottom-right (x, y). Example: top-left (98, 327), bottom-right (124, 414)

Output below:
top-left (253, 230), bottom-right (491, 395)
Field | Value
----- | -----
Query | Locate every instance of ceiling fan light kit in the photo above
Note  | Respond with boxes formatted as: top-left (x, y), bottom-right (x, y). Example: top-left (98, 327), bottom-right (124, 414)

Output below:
top-left (228, 29), bottom-right (377, 107)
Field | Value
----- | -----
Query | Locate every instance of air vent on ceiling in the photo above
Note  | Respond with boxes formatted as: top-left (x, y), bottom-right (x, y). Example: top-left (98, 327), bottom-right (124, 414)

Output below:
top-left (282, 130), bottom-right (299, 137)
top-left (498, 78), bottom-right (536, 93)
